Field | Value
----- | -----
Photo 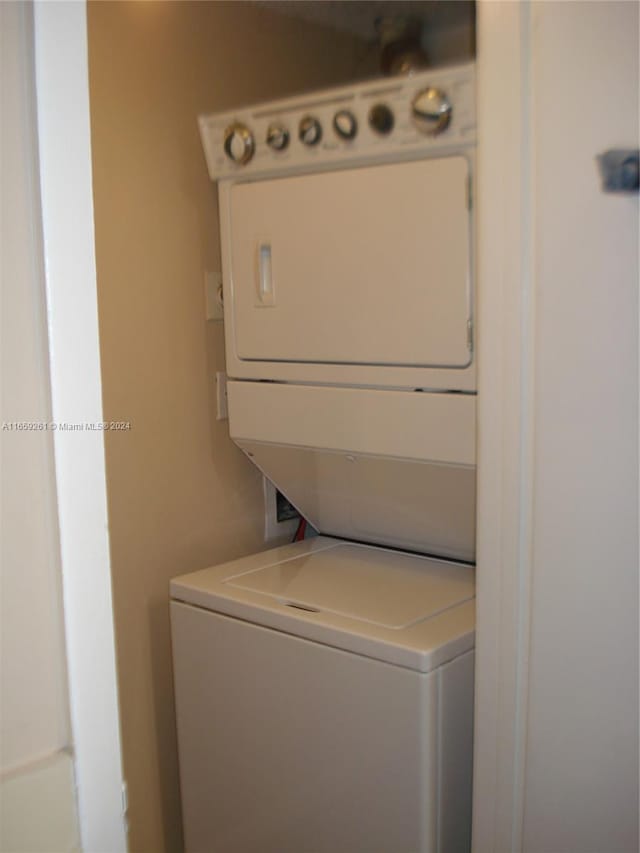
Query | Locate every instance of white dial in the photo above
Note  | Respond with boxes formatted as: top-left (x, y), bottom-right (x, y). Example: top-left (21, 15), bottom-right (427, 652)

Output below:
top-left (223, 123), bottom-right (255, 164)
top-left (333, 109), bottom-right (358, 141)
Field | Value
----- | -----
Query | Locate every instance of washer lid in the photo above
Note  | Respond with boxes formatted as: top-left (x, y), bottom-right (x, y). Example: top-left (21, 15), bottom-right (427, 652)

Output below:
top-left (170, 537), bottom-right (475, 672)
top-left (226, 543), bottom-right (472, 630)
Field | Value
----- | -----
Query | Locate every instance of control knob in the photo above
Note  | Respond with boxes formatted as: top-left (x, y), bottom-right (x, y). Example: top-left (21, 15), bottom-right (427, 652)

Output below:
top-left (223, 122), bottom-right (255, 165)
top-left (299, 115), bottom-right (322, 146)
top-left (333, 109), bottom-right (358, 141)
top-left (266, 123), bottom-right (290, 151)
top-left (412, 87), bottom-right (452, 135)
top-left (368, 103), bottom-right (394, 135)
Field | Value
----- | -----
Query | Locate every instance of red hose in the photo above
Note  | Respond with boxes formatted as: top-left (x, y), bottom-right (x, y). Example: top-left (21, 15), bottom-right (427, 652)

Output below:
top-left (293, 517), bottom-right (307, 542)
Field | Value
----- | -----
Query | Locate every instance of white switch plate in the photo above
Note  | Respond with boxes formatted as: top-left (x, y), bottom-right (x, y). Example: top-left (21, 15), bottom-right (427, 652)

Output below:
top-left (215, 371), bottom-right (228, 420)
top-left (205, 271), bottom-right (224, 321)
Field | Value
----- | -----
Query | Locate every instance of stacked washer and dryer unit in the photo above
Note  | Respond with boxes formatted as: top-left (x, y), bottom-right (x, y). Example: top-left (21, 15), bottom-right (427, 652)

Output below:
top-left (171, 62), bottom-right (477, 853)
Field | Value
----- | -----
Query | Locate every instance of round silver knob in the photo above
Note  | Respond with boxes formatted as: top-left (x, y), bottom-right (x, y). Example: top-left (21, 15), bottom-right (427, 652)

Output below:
top-left (333, 109), bottom-right (358, 141)
top-left (411, 88), bottom-right (452, 135)
top-left (223, 122), bottom-right (255, 164)
top-left (299, 115), bottom-right (322, 146)
top-left (266, 123), bottom-right (289, 152)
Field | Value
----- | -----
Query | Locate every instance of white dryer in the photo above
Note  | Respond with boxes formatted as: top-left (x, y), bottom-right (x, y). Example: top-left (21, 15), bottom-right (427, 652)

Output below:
top-left (172, 62), bottom-right (477, 853)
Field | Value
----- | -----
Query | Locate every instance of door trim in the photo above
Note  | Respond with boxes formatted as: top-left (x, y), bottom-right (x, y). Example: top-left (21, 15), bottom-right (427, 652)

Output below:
top-left (33, 3), bottom-right (127, 850)
top-left (473, 2), bottom-right (535, 851)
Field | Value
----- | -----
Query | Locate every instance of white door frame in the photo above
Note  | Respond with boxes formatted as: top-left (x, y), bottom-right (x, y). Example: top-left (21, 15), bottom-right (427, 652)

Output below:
top-left (473, 2), bottom-right (534, 850)
top-left (33, 2), bottom-right (127, 850)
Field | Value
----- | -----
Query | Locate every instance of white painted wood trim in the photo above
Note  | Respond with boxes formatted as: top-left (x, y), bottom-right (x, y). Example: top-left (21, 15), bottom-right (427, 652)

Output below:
top-left (32, 2), bottom-right (127, 851)
top-left (473, 2), bottom-right (535, 851)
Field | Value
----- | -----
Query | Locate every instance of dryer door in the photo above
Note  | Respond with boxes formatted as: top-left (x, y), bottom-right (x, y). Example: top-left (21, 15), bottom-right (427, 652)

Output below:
top-left (224, 156), bottom-right (472, 369)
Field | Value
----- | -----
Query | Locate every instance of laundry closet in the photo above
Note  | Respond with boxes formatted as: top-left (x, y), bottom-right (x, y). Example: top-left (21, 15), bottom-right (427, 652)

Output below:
top-left (42, 2), bottom-right (639, 852)
top-left (170, 8), bottom-right (478, 851)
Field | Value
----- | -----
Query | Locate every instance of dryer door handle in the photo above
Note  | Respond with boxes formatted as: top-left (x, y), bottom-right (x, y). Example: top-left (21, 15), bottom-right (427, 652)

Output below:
top-left (257, 242), bottom-right (275, 306)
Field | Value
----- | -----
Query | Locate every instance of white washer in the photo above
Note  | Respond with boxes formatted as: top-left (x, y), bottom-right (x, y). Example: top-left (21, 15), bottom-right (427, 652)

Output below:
top-left (173, 62), bottom-right (477, 853)
top-left (171, 538), bottom-right (474, 853)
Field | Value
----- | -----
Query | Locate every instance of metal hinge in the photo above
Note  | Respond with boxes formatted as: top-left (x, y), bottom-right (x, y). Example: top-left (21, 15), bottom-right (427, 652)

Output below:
top-left (467, 319), bottom-right (474, 351)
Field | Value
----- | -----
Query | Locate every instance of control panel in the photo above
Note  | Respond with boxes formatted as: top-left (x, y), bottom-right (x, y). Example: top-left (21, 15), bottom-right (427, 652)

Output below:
top-left (199, 62), bottom-right (475, 181)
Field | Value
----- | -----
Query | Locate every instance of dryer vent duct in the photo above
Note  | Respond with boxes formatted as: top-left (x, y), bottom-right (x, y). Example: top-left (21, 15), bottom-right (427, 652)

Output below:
top-left (376, 16), bottom-right (428, 76)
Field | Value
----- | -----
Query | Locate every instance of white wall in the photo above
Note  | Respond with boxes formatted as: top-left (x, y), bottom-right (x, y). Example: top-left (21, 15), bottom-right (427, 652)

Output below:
top-left (0, 2), bottom-right (78, 849)
top-left (523, 3), bottom-right (638, 849)
top-left (0, 1), bottom-right (69, 770)
top-left (474, 2), bottom-right (638, 850)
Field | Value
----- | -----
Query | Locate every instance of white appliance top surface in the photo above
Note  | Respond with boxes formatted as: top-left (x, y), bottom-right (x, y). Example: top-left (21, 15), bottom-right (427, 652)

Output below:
top-left (170, 537), bottom-right (475, 672)
top-left (226, 543), bottom-right (472, 629)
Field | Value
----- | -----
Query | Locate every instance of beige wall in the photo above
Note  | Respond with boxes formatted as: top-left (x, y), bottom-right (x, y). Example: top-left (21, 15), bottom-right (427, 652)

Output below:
top-left (87, 3), bottom-right (365, 850)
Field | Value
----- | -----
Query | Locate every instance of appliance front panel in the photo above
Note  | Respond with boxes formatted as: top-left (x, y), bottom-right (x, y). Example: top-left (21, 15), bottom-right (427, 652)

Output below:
top-left (227, 380), bottom-right (476, 561)
top-left (227, 156), bottom-right (471, 369)
top-left (171, 602), bottom-right (438, 853)
top-left (227, 380), bottom-right (476, 465)
top-left (198, 62), bottom-right (475, 182)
